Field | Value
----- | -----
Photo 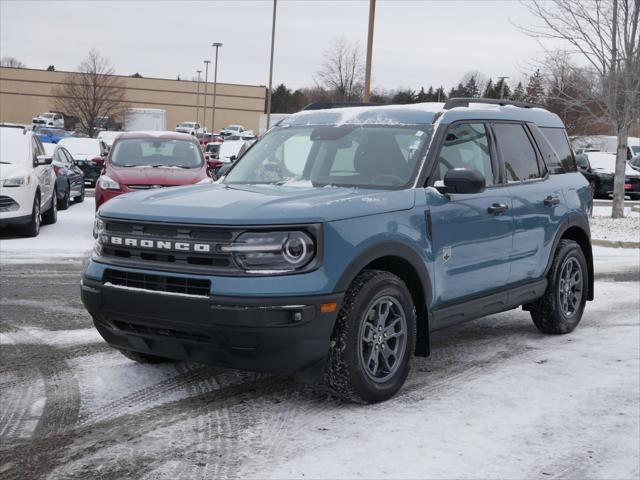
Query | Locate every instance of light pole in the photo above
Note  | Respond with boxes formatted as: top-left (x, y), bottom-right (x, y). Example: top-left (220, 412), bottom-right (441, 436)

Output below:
top-left (266, 0), bottom-right (277, 130)
top-left (211, 42), bottom-right (223, 133)
top-left (363, 0), bottom-right (376, 102)
top-left (497, 76), bottom-right (510, 99)
top-left (203, 60), bottom-right (211, 131)
top-left (195, 70), bottom-right (202, 124)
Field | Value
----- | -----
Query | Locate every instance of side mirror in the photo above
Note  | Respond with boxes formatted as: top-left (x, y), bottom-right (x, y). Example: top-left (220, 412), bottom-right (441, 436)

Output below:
top-left (207, 158), bottom-right (222, 169)
top-left (93, 157), bottom-right (105, 166)
top-left (229, 155), bottom-right (237, 162)
top-left (436, 168), bottom-right (486, 195)
top-left (35, 155), bottom-right (53, 166)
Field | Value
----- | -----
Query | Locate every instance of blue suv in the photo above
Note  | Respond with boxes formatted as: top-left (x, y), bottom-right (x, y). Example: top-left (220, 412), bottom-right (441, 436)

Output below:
top-left (82, 99), bottom-right (594, 403)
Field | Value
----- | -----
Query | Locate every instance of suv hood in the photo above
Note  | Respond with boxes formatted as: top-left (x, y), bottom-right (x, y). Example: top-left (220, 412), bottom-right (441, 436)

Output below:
top-left (99, 183), bottom-right (416, 224)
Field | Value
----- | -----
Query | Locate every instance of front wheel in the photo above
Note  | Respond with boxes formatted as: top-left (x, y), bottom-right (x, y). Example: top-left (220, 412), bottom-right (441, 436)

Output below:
top-left (22, 194), bottom-right (41, 237)
top-left (41, 190), bottom-right (58, 225)
top-left (529, 239), bottom-right (588, 334)
top-left (325, 270), bottom-right (416, 403)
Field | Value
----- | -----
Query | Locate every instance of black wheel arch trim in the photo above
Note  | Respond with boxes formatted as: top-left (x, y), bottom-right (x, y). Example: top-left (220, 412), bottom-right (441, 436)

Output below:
top-left (334, 241), bottom-right (433, 356)
top-left (545, 212), bottom-right (594, 301)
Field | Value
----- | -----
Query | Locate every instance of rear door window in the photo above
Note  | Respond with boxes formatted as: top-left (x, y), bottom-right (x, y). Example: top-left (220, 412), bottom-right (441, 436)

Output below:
top-left (540, 127), bottom-right (577, 173)
top-left (493, 123), bottom-right (541, 182)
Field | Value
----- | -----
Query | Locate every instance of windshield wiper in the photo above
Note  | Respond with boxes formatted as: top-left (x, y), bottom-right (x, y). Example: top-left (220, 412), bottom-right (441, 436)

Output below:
top-left (0, 161), bottom-right (11, 164)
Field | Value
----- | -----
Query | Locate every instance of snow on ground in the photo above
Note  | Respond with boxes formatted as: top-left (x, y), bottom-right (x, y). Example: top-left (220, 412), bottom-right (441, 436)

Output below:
top-left (0, 197), bottom-right (95, 264)
top-left (590, 205), bottom-right (640, 244)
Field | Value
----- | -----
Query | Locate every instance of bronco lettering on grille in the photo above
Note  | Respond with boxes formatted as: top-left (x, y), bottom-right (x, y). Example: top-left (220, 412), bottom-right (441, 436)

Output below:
top-left (106, 236), bottom-right (212, 253)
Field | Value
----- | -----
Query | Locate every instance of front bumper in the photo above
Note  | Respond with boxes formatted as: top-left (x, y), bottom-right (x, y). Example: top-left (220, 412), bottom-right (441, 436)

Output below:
top-left (81, 275), bottom-right (342, 375)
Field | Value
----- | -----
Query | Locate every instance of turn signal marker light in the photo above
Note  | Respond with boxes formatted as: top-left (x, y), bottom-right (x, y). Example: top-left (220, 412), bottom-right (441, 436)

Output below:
top-left (320, 302), bottom-right (337, 314)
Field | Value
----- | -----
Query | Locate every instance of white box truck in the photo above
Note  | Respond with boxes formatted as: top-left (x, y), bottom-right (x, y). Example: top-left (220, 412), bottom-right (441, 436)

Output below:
top-left (123, 108), bottom-right (166, 131)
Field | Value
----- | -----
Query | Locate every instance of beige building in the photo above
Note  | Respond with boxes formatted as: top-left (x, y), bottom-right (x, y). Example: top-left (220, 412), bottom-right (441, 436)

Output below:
top-left (0, 67), bottom-right (266, 133)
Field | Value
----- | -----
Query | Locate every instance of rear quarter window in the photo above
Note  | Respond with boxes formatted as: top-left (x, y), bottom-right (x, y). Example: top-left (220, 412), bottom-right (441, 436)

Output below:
top-left (539, 127), bottom-right (577, 174)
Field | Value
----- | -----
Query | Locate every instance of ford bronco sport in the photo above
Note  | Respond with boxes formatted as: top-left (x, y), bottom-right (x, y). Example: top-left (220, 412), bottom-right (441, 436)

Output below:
top-left (82, 98), bottom-right (594, 403)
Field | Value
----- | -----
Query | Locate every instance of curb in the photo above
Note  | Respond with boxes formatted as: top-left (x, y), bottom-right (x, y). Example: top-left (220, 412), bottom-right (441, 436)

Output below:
top-left (592, 239), bottom-right (640, 249)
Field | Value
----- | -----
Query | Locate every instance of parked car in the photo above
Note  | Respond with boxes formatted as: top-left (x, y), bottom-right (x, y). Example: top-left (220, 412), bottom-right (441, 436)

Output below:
top-left (630, 154), bottom-right (640, 172)
top-left (241, 130), bottom-right (257, 144)
top-left (83, 99), bottom-right (594, 403)
top-left (175, 122), bottom-right (205, 136)
top-left (576, 151), bottom-right (640, 199)
top-left (0, 126), bottom-right (58, 236)
top-left (58, 137), bottom-right (108, 187)
top-left (197, 133), bottom-right (224, 146)
top-left (34, 126), bottom-right (70, 144)
top-left (218, 135), bottom-right (250, 162)
top-left (93, 131), bottom-right (216, 209)
top-left (32, 112), bottom-right (65, 128)
top-left (220, 124), bottom-right (245, 136)
top-left (97, 131), bottom-right (122, 150)
top-left (43, 143), bottom-right (85, 209)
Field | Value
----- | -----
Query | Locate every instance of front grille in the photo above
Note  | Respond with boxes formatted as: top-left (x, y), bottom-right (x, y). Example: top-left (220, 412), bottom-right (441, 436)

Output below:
top-left (0, 196), bottom-right (19, 212)
top-left (126, 185), bottom-right (174, 190)
top-left (99, 218), bottom-right (239, 274)
top-left (111, 319), bottom-right (213, 343)
top-left (105, 269), bottom-right (211, 296)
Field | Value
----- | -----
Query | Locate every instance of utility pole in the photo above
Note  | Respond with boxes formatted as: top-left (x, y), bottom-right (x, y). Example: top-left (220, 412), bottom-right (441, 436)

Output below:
top-left (195, 70), bottom-right (202, 124)
top-left (203, 60), bottom-right (211, 131)
top-left (363, 0), bottom-right (376, 102)
top-left (497, 76), bottom-right (510, 99)
top-left (211, 42), bottom-right (223, 133)
top-left (266, 0), bottom-right (277, 130)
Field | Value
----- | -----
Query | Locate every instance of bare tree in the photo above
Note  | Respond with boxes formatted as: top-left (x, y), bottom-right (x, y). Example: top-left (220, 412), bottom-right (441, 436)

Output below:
top-left (521, 0), bottom-right (640, 218)
top-left (315, 37), bottom-right (365, 102)
top-left (52, 49), bottom-right (127, 137)
top-left (1, 56), bottom-right (26, 68)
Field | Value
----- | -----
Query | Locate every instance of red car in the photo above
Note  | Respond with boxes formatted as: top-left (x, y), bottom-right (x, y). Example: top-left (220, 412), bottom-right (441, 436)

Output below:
top-left (95, 131), bottom-right (216, 209)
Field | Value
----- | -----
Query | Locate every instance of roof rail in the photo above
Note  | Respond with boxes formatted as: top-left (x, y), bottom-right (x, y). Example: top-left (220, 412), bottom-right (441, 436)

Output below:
top-left (302, 101), bottom-right (377, 111)
top-left (443, 97), bottom-right (545, 110)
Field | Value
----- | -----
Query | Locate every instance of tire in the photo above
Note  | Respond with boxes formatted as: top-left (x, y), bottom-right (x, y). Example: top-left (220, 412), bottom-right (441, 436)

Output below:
top-left (529, 239), bottom-right (588, 334)
top-left (325, 270), bottom-right (416, 403)
top-left (74, 185), bottom-right (85, 203)
top-left (58, 184), bottom-right (70, 210)
top-left (117, 348), bottom-right (174, 364)
top-left (588, 179), bottom-right (598, 198)
top-left (41, 189), bottom-right (58, 225)
top-left (22, 194), bottom-right (41, 237)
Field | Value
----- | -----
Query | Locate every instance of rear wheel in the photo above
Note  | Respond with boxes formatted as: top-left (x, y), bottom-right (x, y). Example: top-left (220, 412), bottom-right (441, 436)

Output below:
top-left (41, 189), bottom-right (58, 225)
top-left (58, 184), bottom-right (70, 210)
top-left (74, 185), bottom-right (85, 203)
top-left (117, 348), bottom-right (174, 364)
top-left (325, 270), bottom-right (416, 403)
top-left (22, 194), bottom-right (41, 237)
top-left (529, 239), bottom-right (588, 334)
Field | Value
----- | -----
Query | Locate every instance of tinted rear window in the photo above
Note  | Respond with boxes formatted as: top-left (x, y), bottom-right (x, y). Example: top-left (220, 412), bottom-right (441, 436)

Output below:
top-left (493, 123), bottom-right (541, 182)
top-left (540, 127), bottom-right (577, 173)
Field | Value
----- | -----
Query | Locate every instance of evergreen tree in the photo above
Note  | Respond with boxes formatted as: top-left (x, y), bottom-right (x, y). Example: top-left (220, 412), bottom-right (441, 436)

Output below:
top-left (46, 65), bottom-right (55, 71)
top-left (494, 78), bottom-right (511, 99)
top-left (270, 84), bottom-right (292, 113)
top-left (511, 82), bottom-right (525, 101)
top-left (433, 86), bottom-right (447, 102)
top-left (391, 89), bottom-right (416, 104)
top-left (525, 69), bottom-right (545, 103)
top-left (463, 75), bottom-right (480, 98)
top-left (424, 86), bottom-right (435, 101)
top-left (415, 87), bottom-right (428, 103)
top-left (482, 78), bottom-right (494, 98)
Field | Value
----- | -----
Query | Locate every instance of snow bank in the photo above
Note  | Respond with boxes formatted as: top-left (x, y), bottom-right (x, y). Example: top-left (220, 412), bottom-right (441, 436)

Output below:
top-left (0, 198), bottom-right (96, 264)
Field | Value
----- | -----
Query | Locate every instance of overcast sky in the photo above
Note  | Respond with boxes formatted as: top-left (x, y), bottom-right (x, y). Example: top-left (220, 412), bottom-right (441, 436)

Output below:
top-left (1, 0), bottom-right (554, 91)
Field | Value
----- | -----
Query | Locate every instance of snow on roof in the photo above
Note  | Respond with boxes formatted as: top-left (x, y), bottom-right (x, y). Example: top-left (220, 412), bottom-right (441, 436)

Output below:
top-left (280, 101), bottom-right (563, 128)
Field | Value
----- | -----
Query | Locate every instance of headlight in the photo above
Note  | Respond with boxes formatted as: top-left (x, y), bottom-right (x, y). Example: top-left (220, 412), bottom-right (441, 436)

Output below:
top-left (3, 176), bottom-right (29, 187)
top-left (220, 231), bottom-right (315, 273)
top-left (97, 175), bottom-right (120, 190)
top-left (93, 216), bottom-right (105, 239)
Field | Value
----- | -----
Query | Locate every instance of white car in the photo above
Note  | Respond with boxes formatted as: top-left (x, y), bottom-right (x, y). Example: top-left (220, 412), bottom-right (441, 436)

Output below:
top-left (218, 136), bottom-right (250, 163)
top-left (220, 124), bottom-right (245, 136)
top-left (32, 112), bottom-right (65, 129)
top-left (175, 122), bottom-right (205, 136)
top-left (97, 130), bottom-right (122, 149)
top-left (0, 127), bottom-right (58, 236)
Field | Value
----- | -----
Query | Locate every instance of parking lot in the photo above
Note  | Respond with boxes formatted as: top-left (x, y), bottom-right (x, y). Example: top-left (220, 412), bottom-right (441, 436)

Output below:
top-left (1, 212), bottom-right (638, 478)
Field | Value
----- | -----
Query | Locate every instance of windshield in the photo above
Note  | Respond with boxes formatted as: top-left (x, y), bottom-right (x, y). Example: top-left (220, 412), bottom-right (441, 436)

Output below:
top-left (58, 138), bottom-right (101, 156)
top-left (631, 146), bottom-right (640, 155)
top-left (42, 113), bottom-right (55, 119)
top-left (178, 123), bottom-right (195, 128)
top-left (111, 139), bottom-right (203, 168)
top-left (224, 125), bottom-right (432, 189)
top-left (39, 128), bottom-right (67, 137)
top-left (630, 156), bottom-right (640, 168)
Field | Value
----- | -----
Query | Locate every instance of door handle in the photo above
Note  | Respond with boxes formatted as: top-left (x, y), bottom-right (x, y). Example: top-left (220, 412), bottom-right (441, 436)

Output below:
top-left (487, 203), bottom-right (509, 215)
top-left (544, 195), bottom-right (560, 207)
